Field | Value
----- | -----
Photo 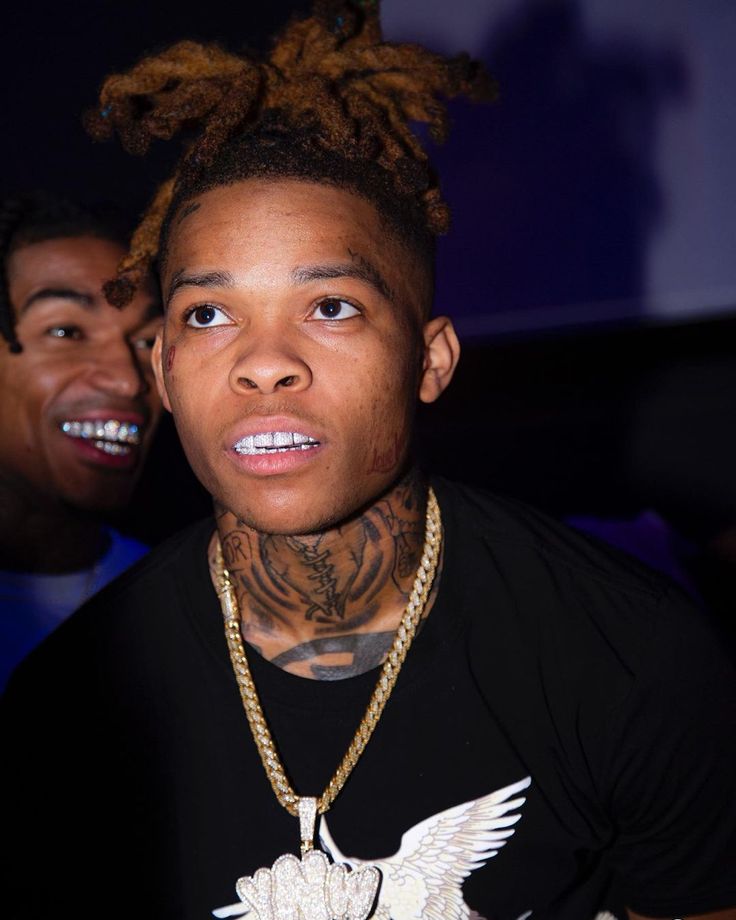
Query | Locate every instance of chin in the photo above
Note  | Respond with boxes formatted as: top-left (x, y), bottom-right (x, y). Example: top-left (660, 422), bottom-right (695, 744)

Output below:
top-left (63, 483), bottom-right (137, 516)
top-left (232, 510), bottom-right (334, 537)
top-left (225, 492), bottom-right (359, 536)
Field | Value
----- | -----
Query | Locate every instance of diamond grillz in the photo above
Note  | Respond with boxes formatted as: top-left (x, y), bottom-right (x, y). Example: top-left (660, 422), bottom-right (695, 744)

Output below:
top-left (60, 419), bottom-right (141, 446)
top-left (234, 432), bottom-right (318, 455)
top-left (93, 440), bottom-right (131, 456)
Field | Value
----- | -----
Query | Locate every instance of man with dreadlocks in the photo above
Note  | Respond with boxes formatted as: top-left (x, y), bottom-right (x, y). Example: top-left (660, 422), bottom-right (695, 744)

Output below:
top-left (2, 3), bottom-right (735, 919)
top-left (0, 192), bottom-right (163, 689)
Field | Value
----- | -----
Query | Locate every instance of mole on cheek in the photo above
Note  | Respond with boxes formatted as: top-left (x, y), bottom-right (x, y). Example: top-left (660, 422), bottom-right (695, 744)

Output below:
top-left (165, 345), bottom-right (176, 372)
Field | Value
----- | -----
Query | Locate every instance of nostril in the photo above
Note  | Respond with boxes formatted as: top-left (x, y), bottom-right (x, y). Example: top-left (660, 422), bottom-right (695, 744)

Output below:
top-left (233, 370), bottom-right (304, 392)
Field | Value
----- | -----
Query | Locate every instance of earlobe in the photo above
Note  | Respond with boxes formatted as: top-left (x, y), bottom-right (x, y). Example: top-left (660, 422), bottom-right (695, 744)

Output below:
top-left (418, 316), bottom-right (461, 404)
top-left (151, 331), bottom-right (173, 413)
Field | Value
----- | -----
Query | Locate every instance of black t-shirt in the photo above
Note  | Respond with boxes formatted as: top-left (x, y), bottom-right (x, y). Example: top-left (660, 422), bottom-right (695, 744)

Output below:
top-left (2, 479), bottom-right (735, 920)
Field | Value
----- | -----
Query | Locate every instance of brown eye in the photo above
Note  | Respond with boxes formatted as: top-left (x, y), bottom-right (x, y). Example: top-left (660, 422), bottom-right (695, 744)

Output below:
top-left (313, 299), bottom-right (360, 320)
top-left (185, 305), bottom-right (230, 328)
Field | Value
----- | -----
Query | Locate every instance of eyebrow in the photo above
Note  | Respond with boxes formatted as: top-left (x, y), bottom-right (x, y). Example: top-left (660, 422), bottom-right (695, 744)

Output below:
top-left (20, 288), bottom-right (94, 314)
top-left (166, 269), bottom-right (235, 307)
top-left (291, 260), bottom-right (394, 302)
top-left (21, 287), bottom-right (162, 321)
top-left (165, 258), bottom-right (394, 307)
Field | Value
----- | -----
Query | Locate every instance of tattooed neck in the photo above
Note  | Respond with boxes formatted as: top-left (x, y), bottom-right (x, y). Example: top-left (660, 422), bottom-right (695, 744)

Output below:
top-left (209, 470), bottom-right (434, 681)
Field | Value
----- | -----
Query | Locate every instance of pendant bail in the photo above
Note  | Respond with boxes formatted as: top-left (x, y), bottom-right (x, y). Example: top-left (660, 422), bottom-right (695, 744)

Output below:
top-left (298, 797), bottom-right (318, 854)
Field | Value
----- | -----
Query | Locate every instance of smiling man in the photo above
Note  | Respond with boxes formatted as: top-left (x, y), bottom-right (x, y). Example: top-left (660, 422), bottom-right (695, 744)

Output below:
top-left (0, 193), bottom-right (162, 687)
top-left (1, 5), bottom-right (735, 920)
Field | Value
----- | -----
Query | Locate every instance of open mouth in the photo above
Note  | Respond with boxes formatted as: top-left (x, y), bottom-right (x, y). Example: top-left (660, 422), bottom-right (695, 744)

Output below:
top-left (60, 419), bottom-right (142, 456)
top-left (233, 431), bottom-right (320, 456)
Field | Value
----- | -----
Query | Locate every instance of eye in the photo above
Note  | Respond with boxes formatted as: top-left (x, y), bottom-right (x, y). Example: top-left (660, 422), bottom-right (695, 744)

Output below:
top-left (185, 304), bottom-right (231, 328)
top-left (46, 325), bottom-right (83, 340)
top-left (312, 298), bottom-right (361, 320)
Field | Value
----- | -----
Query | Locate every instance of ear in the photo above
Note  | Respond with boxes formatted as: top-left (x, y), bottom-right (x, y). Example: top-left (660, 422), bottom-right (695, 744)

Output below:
top-left (151, 330), bottom-right (173, 413)
top-left (418, 316), bottom-right (461, 404)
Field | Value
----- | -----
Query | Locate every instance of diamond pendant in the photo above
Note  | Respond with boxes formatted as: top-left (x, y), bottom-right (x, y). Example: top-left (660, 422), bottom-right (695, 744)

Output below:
top-left (213, 798), bottom-right (381, 919)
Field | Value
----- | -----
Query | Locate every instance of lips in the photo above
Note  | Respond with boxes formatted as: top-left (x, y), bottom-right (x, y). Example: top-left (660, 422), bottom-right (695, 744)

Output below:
top-left (233, 431), bottom-right (320, 456)
top-left (59, 418), bottom-right (143, 457)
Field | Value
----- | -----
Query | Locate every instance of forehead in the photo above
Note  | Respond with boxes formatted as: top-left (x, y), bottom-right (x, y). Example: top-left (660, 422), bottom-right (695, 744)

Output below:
top-left (8, 236), bottom-right (125, 288)
top-left (170, 179), bottom-right (384, 250)
top-left (7, 235), bottom-right (158, 321)
top-left (165, 179), bottom-right (422, 310)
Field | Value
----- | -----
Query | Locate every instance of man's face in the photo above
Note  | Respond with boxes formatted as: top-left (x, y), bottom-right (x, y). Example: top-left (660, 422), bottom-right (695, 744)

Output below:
top-left (155, 179), bottom-right (454, 534)
top-left (0, 236), bottom-right (162, 512)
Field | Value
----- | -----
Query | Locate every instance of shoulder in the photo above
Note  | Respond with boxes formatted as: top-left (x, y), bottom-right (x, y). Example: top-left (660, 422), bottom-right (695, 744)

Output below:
top-left (432, 477), bottom-right (725, 687)
top-left (434, 480), bottom-right (736, 817)
top-left (4, 517), bottom-right (215, 692)
top-left (96, 528), bottom-right (150, 586)
top-left (104, 528), bottom-right (149, 564)
top-left (92, 517), bottom-right (214, 607)
top-left (434, 476), bottom-right (672, 600)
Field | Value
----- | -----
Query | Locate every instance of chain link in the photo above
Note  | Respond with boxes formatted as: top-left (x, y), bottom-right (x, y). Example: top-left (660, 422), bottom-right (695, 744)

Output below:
top-left (215, 487), bottom-right (442, 818)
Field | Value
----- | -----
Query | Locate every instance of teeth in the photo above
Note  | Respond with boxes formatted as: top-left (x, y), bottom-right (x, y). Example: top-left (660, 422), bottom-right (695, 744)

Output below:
top-left (234, 431), bottom-right (318, 456)
top-left (93, 440), bottom-right (132, 456)
top-left (60, 419), bottom-right (141, 445)
top-left (273, 432), bottom-right (293, 448)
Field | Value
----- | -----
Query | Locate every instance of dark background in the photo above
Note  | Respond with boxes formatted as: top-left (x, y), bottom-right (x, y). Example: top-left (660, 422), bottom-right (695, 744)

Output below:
top-left (3, 1), bottom-right (735, 571)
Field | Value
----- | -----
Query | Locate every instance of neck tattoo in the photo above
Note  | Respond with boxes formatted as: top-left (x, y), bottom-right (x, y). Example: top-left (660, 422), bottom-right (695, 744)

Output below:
top-left (282, 536), bottom-right (342, 621)
top-left (215, 474), bottom-right (428, 680)
top-left (212, 487), bottom-right (442, 920)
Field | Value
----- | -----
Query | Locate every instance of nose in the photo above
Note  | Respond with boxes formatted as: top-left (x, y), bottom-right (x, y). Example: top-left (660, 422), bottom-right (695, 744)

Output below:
top-left (87, 339), bottom-right (150, 399)
top-left (229, 337), bottom-right (312, 395)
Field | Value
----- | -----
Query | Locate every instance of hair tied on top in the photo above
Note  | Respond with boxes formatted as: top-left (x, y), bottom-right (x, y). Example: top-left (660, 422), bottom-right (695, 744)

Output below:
top-left (85, 0), bottom-right (497, 307)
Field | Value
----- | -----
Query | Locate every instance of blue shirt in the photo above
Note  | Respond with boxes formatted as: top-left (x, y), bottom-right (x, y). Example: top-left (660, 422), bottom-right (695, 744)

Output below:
top-left (0, 529), bottom-right (148, 691)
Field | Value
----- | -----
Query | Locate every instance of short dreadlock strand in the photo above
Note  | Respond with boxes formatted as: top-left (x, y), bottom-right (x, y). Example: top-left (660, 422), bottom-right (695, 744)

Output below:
top-left (86, 0), bottom-right (496, 305)
top-left (102, 177), bottom-right (175, 308)
top-left (87, 42), bottom-right (253, 154)
top-left (272, 16), bottom-right (338, 71)
top-left (178, 69), bottom-right (265, 180)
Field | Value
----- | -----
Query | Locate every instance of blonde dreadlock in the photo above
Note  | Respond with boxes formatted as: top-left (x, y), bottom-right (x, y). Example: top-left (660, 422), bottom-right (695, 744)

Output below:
top-left (86, 0), bottom-right (495, 306)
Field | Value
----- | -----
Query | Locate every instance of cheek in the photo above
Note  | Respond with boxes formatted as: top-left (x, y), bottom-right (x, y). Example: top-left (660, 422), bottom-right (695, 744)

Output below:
top-left (364, 400), bottom-right (412, 474)
top-left (161, 340), bottom-right (201, 408)
top-left (0, 363), bottom-right (57, 457)
top-left (163, 353), bottom-right (221, 456)
top-left (11, 361), bottom-right (63, 416)
top-left (353, 357), bottom-right (416, 476)
top-left (367, 431), bottom-right (403, 474)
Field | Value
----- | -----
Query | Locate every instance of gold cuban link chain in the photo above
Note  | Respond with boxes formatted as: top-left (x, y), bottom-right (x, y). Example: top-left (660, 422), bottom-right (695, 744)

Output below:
top-left (214, 486), bottom-right (442, 819)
